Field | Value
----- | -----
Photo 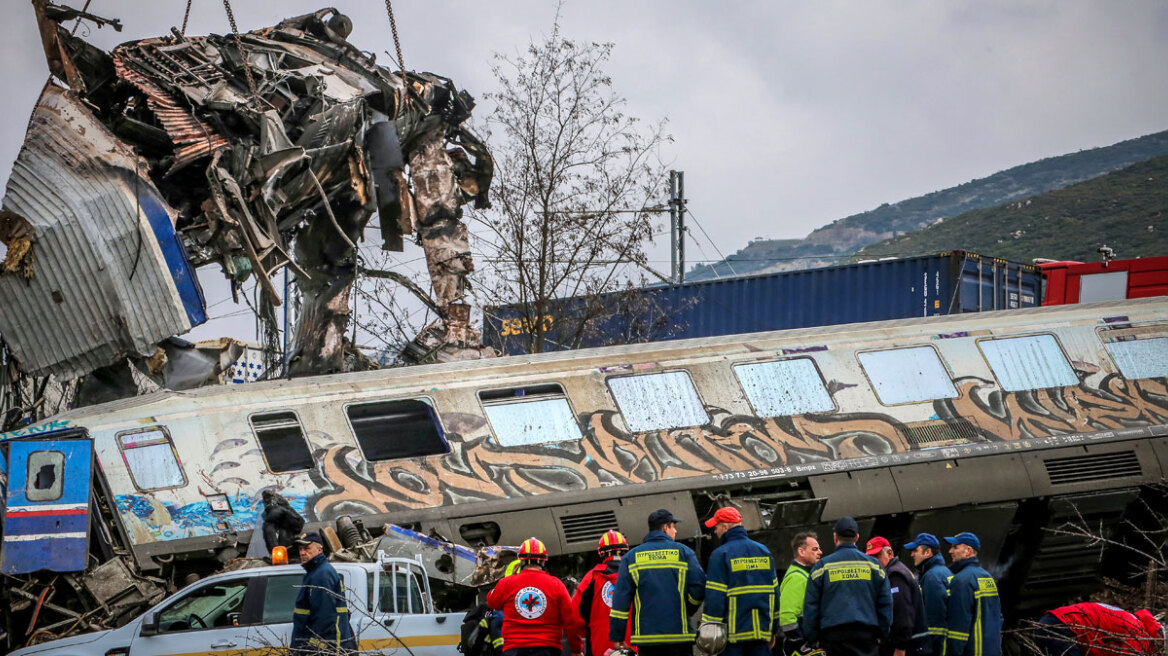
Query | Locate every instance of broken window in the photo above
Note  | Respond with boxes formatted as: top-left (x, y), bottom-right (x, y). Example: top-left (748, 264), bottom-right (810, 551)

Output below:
top-left (346, 399), bottom-right (448, 461)
top-left (858, 346), bottom-right (958, 405)
top-left (978, 334), bottom-right (1078, 392)
top-left (607, 371), bottom-right (709, 432)
top-left (26, 450), bottom-right (65, 502)
top-left (117, 427), bottom-right (186, 491)
top-left (734, 358), bottom-right (835, 417)
top-left (250, 411), bottom-right (314, 473)
top-left (480, 384), bottom-right (582, 446)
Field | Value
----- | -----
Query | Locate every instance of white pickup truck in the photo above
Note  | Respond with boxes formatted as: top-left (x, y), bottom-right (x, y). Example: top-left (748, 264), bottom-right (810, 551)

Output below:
top-left (10, 555), bottom-right (463, 656)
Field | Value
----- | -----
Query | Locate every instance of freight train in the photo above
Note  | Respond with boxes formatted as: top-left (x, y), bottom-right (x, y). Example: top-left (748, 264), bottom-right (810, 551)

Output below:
top-left (2, 297), bottom-right (1167, 630)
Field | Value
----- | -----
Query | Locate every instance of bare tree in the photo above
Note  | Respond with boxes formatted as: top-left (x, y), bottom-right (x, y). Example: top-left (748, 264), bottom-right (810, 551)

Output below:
top-left (470, 14), bottom-right (672, 354)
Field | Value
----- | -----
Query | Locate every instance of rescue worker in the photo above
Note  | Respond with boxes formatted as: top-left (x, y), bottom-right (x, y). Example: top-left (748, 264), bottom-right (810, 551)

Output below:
top-left (290, 532), bottom-right (356, 655)
top-left (866, 537), bottom-right (929, 656)
top-left (1035, 602), bottom-right (1165, 656)
top-left (702, 506), bottom-right (780, 656)
top-left (487, 537), bottom-right (584, 656)
top-left (610, 509), bottom-right (706, 656)
top-left (573, 530), bottom-right (634, 656)
top-left (903, 533), bottom-right (951, 655)
top-left (943, 533), bottom-right (1002, 656)
top-left (801, 517), bottom-right (893, 656)
top-left (778, 532), bottom-right (822, 656)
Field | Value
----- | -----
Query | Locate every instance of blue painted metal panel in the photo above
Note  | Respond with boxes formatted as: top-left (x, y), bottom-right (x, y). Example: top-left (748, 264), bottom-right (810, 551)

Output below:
top-left (139, 193), bottom-right (207, 326)
top-left (1, 438), bottom-right (92, 574)
top-left (485, 251), bottom-right (1042, 355)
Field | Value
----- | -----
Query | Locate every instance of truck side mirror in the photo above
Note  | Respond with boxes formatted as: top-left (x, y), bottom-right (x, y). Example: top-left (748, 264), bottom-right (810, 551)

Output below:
top-left (140, 611), bottom-right (160, 636)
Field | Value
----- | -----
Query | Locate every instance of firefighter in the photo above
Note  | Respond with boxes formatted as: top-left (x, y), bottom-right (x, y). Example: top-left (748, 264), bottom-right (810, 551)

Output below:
top-left (1036, 602), bottom-right (1165, 656)
top-left (943, 533), bottom-right (1002, 656)
top-left (488, 538), bottom-right (584, 656)
top-left (801, 517), bottom-right (893, 656)
top-left (903, 533), bottom-right (951, 656)
top-left (290, 532), bottom-right (356, 655)
top-left (610, 509), bottom-right (706, 656)
top-left (701, 506), bottom-right (780, 656)
top-left (574, 530), bottom-right (634, 656)
top-left (865, 537), bottom-right (929, 656)
top-left (778, 532), bottom-right (822, 656)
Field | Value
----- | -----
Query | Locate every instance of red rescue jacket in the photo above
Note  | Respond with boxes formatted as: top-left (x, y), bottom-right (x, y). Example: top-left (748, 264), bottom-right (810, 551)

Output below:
top-left (572, 558), bottom-right (635, 656)
top-left (1050, 603), bottom-right (1163, 656)
top-left (488, 566), bottom-right (584, 653)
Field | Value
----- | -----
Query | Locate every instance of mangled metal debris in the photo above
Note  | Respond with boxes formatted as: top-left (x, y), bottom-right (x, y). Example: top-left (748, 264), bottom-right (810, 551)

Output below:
top-left (1, 1), bottom-right (495, 402)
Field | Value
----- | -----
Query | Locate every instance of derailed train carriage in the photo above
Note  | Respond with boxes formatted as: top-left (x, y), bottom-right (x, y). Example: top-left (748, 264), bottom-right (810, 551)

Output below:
top-left (2, 297), bottom-right (1167, 633)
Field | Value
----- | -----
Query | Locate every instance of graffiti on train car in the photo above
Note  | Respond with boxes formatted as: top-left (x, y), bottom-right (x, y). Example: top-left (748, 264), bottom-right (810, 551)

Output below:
top-left (107, 359), bottom-right (1168, 537)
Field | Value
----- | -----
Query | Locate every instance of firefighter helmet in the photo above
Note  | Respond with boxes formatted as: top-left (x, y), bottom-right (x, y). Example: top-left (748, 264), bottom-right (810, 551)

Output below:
top-left (518, 537), bottom-right (549, 561)
top-left (597, 530), bottom-right (628, 555)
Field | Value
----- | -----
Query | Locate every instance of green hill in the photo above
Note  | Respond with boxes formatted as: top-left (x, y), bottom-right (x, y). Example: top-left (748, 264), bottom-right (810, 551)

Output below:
top-left (854, 155), bottom-right (1168, 262)
top-left (688, 129), bottom-right (1168, 280)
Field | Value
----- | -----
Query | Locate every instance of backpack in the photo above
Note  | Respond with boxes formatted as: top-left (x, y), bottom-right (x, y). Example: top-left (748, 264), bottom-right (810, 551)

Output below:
top-left (460, 603), bottom-right (491, 656)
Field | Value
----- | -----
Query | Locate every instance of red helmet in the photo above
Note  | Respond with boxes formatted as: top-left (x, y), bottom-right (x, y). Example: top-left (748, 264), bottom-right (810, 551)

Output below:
top-left (598, 530), bottom-right (628, 555)
top-left (518, 537), bottom-right (549, 561)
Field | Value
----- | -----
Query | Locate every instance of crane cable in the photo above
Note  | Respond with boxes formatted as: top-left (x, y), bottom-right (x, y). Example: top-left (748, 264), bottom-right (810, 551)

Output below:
top-left (384, 0), bottom-right (407, 77)
top-left (181, 0), bottom-right (192, 37)
top-left (221, 0), bottom-right (261, 105)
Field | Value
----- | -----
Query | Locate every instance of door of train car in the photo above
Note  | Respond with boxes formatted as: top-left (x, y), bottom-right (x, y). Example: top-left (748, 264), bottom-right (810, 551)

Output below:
top-left (0, 430), bottom-right (93, 575)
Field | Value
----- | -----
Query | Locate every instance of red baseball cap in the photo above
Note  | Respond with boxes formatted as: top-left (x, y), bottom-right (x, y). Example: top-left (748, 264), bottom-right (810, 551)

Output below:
top-left (704, 507), bottom-right (743, 527)
top-left (865, 536), bottom-right (891, 555)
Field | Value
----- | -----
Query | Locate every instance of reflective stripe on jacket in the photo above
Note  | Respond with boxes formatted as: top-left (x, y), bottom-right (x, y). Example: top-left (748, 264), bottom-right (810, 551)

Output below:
top-left (609, 530), bottom-right (706, 645)
top-left (487, 567), bottom-right (584, 652)
top-left (918, 554), bottom-right (953, 654)
top-left (778, 562), bottom-right (812, 636)
top-left (702, 526), bottom-right (780, 643)
top-left (800, 543), bottom-right (893, 641)
top-left (944, 558), bottom-right (1001, 656)
top-left (290, 553), bottom-right (356, 653)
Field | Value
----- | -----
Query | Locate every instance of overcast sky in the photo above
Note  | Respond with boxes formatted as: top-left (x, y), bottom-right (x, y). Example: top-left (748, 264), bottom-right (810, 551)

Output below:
top-left (2, 1), bottom-right (1166, 343)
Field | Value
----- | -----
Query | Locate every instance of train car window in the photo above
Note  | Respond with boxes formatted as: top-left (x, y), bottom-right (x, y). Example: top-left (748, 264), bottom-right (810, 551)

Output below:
top-left (977, 334), bottom-right (1078, 392)
top-left (117, 427), bottom-right (187, 491)
top-left (26, 450), bottom-right (65, 502)
top-left (1105, 338), bottom-right (1168, 379)
top-left (734, 358), bottom-right (835, 417)
top-left (607, 371), bottom-right (709, 432)
top-left (479, 384), bottom-right (582, 446)
top-left (249, 412), bottom-right (314, 473)
top-left (346, 399), bottom-right (449, 461)
top-left (857, 346), bottom-right (958, 405)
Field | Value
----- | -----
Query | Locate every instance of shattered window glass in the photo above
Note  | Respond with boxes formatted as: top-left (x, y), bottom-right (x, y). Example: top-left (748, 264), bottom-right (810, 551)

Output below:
top-left (346, 399), bottom-right (449, 461)
top-left (480, 384), bottom-right (582, 446)
top-left (858, 346), bottom-right (958, 405)
top-left (117, 428), bottom-right (187, 491)
top-left (1105, 337), bottom-right (1168, 380)
top-left (978, 334), bottom-right (1078, 392)
top-left (250, 411), bottom-right (314, 473)
top-left (734, 358), bottom-right (835, 417)
top-left (607, 371), bottom-right (709, 432)
top-left (26, 451), bottom-right (65, 502)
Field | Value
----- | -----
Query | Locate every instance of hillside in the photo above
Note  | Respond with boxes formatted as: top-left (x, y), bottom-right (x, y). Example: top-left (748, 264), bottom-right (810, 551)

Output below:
top-left (688, 129), bottom-right (1168, 280)
top-left (854, 155), bottom-right (1168, 262)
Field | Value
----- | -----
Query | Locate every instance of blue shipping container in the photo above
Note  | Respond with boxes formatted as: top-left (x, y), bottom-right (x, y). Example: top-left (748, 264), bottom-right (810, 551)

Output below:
top-left (484, 251), bottom-right (1042, 355)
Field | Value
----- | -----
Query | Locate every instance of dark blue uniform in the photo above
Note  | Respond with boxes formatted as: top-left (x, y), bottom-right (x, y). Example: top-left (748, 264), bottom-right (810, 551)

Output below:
top-left (609, 530), bottom-right (706, 648)
top-left (291, 553), bottom-right (356, 654)
top-left (944, 558), bottom-right (1002, 656)
top-left (801, 542), bottom-right (892, 656)
top-left (918, 554), bottom-right (952, 655)
top-left (702, 526), bottom-right (779, 656)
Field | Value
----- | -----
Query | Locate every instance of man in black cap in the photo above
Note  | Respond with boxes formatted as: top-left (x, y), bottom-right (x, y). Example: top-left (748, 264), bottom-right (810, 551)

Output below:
top-left (610, 509), bottom-right (706, 656)
top-left (801, 517), bottom-right (893, 656)
top-left (291, 532), bottom-right (356, 655)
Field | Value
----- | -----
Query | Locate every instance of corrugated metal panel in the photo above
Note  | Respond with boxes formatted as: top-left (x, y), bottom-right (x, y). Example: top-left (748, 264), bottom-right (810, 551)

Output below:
top-left (0, 85), bottom-right (203, 378)
top-left (486, 251), bottom-right (1042, 354)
